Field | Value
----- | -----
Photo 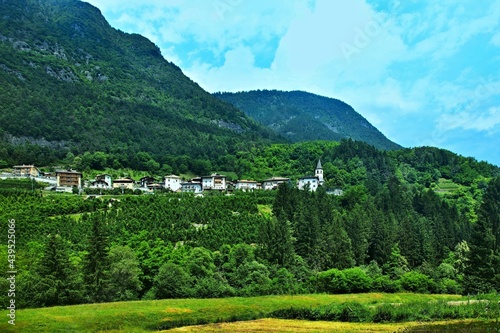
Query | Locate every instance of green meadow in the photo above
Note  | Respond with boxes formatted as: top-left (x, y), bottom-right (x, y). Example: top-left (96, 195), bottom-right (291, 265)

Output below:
top-left (3, 293), bottom-right (499, 333)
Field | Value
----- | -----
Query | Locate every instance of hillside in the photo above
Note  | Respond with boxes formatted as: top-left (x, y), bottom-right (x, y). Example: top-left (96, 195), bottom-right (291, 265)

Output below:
top-left (0, 0), bottom-right (281, 169)
top-left (214, 90), bottom-right (401, 151)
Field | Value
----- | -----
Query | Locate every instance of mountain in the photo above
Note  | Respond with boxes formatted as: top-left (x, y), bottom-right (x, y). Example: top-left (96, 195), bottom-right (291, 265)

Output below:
top-left (0, 0), bottom-right (281, 169)
top-left (214, 90), bottom-right (401, 151)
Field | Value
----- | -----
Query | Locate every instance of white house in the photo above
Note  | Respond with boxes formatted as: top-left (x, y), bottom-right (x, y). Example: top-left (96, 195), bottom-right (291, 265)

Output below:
top-left (261, 177), bottom-right (290, 190)
top-left (90, 174), bottom-right (112, 189)
top-left (201, 174), bottom-right (227, 190)
top-left (297, 176), bottom-right (319, 191)
top-left (164, 174), bottom-right (182, 192)
top-left (181, 181), bottom-right (203, 194)
top-left (234, 179), bottom-right (258, 191)
top-left (327, 188), bottom-right (344, 196)
top-left (90, 179), bottom-right (109, 189)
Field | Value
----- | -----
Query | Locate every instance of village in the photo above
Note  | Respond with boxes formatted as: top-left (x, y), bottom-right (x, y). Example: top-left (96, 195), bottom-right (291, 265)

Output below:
top-left (1, 160), bottom-right (343, 195)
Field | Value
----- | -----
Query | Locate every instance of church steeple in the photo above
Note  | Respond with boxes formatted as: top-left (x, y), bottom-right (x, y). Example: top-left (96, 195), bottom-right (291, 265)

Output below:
top-left (315, 159), bottom-right (324, 185)
top-left (316, 159), bottom-right (322, 170)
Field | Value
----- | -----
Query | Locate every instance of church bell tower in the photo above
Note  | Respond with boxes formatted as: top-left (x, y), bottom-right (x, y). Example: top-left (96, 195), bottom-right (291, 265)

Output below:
top-left (315, 159), bottom-right (324, 185)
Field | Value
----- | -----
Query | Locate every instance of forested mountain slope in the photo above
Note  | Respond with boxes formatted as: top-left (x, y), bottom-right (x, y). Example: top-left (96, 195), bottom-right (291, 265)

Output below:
top-left (0, 0), bottom-right (281, 168)
top-left (214, 90), bottom-right (401, 151)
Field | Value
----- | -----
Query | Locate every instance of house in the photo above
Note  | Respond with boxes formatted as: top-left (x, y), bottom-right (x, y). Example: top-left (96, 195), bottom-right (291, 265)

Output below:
top-left (90, 179), bottom-right (110, 189)
top-left (201, 173), bottom-right (227, 190)
top-left (326, 188), bottom-right (344, 196)
top-left (12, 165), bottom-right (41, 177)
top-left (164, 174), bottom-right (182, 192)
top-left (234, 180), bottom-right (258, 191)
top-left (90, 174), bottom-right (112, 189)
top-left (113, 178), bottom-right (135, 190)
top-left (139, 176), bottom-right (156, 188)
top-left (297, 176), bottom-right (320, 191)
top-left (261, 177), bottom-right (290, 190)
top-left (298, 159), bottom-right (325, 191)
top-left (97, 174), bottom-right (112, 187)
top-left (147, 183), bottom-right (163, 192)
top-left (181, 180), bottom-right (203, 194)
top-left (56, 169), bottom-right (82, 188)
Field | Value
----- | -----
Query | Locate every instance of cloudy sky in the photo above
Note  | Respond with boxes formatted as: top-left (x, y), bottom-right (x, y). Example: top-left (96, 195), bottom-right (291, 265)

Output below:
top-left (84, 0), bottom-right (500, 166)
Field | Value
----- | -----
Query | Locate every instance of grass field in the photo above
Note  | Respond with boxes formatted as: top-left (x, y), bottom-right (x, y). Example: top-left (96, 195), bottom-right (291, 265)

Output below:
top-left (0, 293), bottom-right (474, 333)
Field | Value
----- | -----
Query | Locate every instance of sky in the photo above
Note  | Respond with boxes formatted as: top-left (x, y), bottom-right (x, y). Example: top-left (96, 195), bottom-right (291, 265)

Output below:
top-left (84, 0), bottom-right (500, 166)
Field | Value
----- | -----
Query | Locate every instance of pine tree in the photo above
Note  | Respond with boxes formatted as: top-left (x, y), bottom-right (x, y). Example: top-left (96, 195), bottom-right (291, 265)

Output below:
top-left (345, 203), bottom-right (372, 266)
top-left (83, 212), bottom-right (111, 302)
top-left (465, 177), bottom-right (500, 293)
top-left (293, 196), bottom-right (322, 269)
top-left (258, 211), bottom-right (295, 267)
top-left (36, 234), bottom-right (82, 306)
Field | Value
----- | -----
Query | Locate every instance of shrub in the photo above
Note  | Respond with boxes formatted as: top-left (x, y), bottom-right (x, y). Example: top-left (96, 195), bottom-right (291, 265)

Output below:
top-left (399, 271), bottom-right (434, 293)
top-left (343, 267), bottom-right (373, 293)
top-left (436, 278), bottom-right (462, 294)
top-left (154, 262), bottom-right (192, 299)
top-left (317, 269), bottom-right (348, 293)
top-left (372, 275), bottom-right (401, 292)
top-left (372, 304), bottom-right (394, 323)
top-left (338, 302), bottom-right (371, 322)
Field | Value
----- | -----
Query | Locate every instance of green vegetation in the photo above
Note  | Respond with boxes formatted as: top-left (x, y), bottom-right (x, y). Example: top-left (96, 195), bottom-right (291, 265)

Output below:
top-left (1, 171), bottom-right (499, 310)
top-left (269, 297), bottom-right (500, 323)
top-left (0, 178), bottom-right (47, 190)
top-left (0, 293), bottom-right (477, 333)
top-left (215, 90), bottom-right (401, 151)
top-left (434, 178), bottom-right (462, 193)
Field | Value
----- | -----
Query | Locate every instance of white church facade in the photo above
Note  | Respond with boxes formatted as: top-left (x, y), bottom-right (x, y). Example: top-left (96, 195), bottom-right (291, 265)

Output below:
top-left (297, 159), bottom-right (325, 191)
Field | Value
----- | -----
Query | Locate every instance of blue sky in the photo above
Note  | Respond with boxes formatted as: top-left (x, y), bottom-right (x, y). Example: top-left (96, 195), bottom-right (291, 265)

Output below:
top-left (85, 0), bottom-right (500, 166)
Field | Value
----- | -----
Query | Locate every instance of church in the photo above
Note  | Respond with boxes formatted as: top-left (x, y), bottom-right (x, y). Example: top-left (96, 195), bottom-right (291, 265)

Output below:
top-left (297, 159), bottom-right (324, 191)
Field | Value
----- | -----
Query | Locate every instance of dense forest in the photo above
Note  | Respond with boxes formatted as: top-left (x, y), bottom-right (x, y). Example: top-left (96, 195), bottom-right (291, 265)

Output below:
top-left (1, 139), bottom-right (499, 308)
top-left (215, 90), bottom-right (400, 151)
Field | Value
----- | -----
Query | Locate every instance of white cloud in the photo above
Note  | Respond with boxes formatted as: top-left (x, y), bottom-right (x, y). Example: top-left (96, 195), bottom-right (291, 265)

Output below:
top-left (438, 107), bottom-right (500, 132)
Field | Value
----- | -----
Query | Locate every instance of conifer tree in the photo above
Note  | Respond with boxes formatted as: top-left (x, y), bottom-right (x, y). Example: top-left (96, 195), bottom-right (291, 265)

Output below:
top-left (36, 234), bottom-right (82, 306)
top-left (465, 177), bottom-right (500, 293)
top-left (258, 211), bottom-right (295, 267)
top-left (83, 213), bottom-right (111, 302)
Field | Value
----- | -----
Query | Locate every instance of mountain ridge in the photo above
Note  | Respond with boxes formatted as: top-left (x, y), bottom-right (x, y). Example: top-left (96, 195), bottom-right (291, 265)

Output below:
top-left (214, 90), bottom-right (401, 151)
